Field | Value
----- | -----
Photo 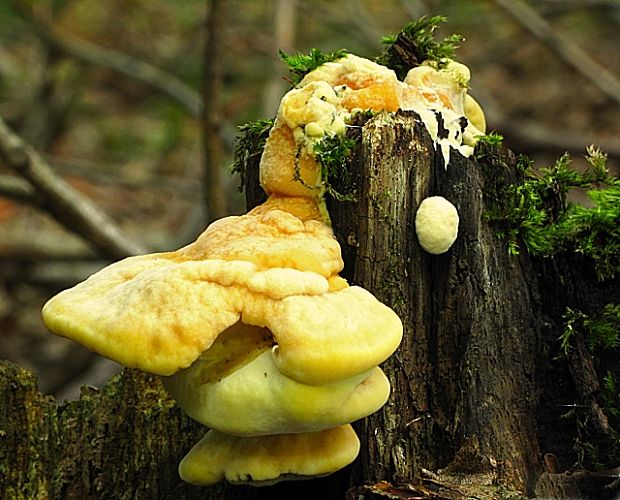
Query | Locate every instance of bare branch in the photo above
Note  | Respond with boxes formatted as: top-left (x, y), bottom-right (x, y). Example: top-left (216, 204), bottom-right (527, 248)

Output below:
top-left (35, 25), bottom-right (203, 116)
top-left (0, 174), bottom-right (36, 203)
top-left (492, 0), bottom-right (620, 108)
top-left (0, 115), bottom-right (147, 259)
top-left (474, 86), bottom-right (620, 160)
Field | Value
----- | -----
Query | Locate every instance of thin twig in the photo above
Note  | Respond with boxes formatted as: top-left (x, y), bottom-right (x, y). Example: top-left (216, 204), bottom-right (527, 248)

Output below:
top-left (492, 0), bottom-right (620, 108)
top-left (0, 115), bottom-right (147, 259)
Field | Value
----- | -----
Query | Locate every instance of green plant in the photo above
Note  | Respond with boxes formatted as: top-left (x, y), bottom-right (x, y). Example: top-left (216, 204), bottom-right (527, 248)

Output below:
top-left (561, 304), bottom-right (620, 355)
top-left (230, 118), bottom-right (273, 192)
top-left (376, 16), bottom-right (463, 79)
top-left (291, 133), bottom-right (357, 202)
top-left (602, 371), bottom-right (620, 419)
top-left (487, 146), bottom-right (620, 280)
top-left (279, 48), bottom-right (348, 86)
top-left (313, 134), bottom-right (357, 202)
top-left (559, 304), bottom-right (620, 470)
top-left (475, 131), bottom-right (504, 150)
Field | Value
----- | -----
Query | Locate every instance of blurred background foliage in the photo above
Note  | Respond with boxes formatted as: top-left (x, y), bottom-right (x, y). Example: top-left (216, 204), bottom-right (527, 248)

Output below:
top-left (0, 0), bottom-right (618, 399)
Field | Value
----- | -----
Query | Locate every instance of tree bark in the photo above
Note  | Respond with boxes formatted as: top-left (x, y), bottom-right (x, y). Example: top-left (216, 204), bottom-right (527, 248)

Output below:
top-left (1, 112), bottom-right (618, 499)
top-left (335, 112), bottom-right (542, 495)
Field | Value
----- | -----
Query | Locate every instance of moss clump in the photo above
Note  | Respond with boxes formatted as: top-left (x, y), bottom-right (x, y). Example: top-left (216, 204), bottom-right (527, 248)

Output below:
top-left (290, 132), bottom-right (357, 203)
top-left (486, 146), bottom-right (620, 280)
top-left (561, 304), bottom-right (620, 355)
top-left (475, 132), bottom-right (504, 151)
top-left (376, 16), bottom-right (463, 79)
top-left (313, 133), bottom-right (357, 202)
top-left (279, 48), bottom-right (348, 86)
top-left (559, 304), bottom-right (620, 470)
top-left (230, 118), bottom-right (274, 193)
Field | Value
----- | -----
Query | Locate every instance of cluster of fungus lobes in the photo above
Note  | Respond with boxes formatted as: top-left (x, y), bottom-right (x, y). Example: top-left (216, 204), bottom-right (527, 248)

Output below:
top-left (269, 54), bottom-right (483, 253)
top-left (42, 53), bottom-right (486, 487)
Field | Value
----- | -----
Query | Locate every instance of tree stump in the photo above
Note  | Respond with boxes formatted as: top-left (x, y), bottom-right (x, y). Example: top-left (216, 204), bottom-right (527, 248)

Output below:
top-left (1, 111), bottom-right (618, 499)
top-left (0, 362), bottom-right (208, 499)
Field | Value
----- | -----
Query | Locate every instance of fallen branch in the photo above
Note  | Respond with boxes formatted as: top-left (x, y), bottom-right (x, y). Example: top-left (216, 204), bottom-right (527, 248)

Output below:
top-left (492, 0), bottom-right (620, 108)
top-left (473, 85), bottom-right (620, 160)
top-left (0, 174), bottom-right (36, 203)
top-left (0, 115), bottom-right (147, 259)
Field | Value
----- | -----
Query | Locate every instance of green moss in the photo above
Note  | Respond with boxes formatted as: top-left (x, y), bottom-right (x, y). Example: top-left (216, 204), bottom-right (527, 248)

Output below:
top-left (279, 48), bottom-right (348, 86)
top-left (475, 132), bottom-right (504, 151)
top-left (289, 132), bottom-right (358, 204)
top-left (230, 118), bottom-right (274, 192)
top-left (313, 133), bottom-right (357, 202)
top-left (558, 304), bottom-right (620, 470)
top-left (486, 146), bottom-right (620, 280)
top-left (561, 304), bottom-right (620, 355)
top-left (376, 16), bottom-right (463, 79)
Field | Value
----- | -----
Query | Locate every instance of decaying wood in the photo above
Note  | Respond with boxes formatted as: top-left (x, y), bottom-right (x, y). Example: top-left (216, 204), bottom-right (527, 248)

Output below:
top-left (1, 111), bottom-right (617, 499)
top-left (330, 112), bottom-right (541, 495)
top-left (0, 362), bottom-right (208, 499)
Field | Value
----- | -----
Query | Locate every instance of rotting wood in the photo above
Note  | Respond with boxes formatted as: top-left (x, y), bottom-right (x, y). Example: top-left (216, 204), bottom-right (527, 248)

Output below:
top-left (330, 112), bottom-right (542, 495)
top-left (0, 362), bottom-right (209, 499)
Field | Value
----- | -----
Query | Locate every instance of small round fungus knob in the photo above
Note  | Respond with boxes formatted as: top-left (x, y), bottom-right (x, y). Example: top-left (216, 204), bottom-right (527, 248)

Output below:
top-left (415, 196), bottom-right (459, 254)
top-left (464, 94), bottom-right (486, 135)
top-left (304, 122), bottom-right (325, 137)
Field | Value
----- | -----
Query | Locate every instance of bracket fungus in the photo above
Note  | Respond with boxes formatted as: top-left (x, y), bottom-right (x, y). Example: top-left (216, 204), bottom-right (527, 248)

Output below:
top-left (43, 52), bottom-right (486, 486)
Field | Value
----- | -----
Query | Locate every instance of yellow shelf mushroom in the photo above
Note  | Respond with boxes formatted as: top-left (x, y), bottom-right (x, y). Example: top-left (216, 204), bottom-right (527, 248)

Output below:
top-left (179, 425), bottom-right (361, 487)
top-left (43, 52), bottom-right (486, 486)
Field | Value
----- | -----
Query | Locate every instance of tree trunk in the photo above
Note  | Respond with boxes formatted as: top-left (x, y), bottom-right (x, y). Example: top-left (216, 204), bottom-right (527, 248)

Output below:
top-left (1, 112), bottom-right (618, 499)
top-left (335, 112), bottom-right (542, 495)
